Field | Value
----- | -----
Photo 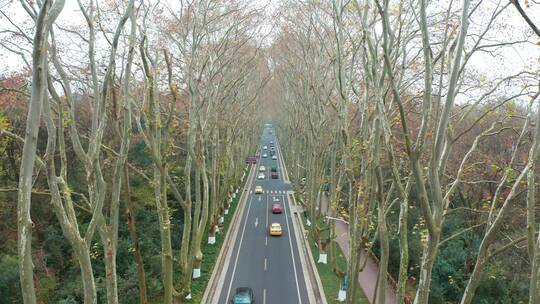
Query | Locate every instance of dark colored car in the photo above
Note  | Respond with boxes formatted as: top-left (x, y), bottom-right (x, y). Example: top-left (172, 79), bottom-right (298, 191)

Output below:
top-left (231, 287), bottom-right (254, 304)
top-left (272, 203), bottom-right (283, 214)
top-left (271, 172), bottom-right (278, 179)
top-left (270, 167), bottom-right (278, 172)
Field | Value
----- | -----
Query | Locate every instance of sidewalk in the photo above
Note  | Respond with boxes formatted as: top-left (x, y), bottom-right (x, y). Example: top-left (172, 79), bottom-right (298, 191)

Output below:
top-left (321, 194), bottom-right (397, 304)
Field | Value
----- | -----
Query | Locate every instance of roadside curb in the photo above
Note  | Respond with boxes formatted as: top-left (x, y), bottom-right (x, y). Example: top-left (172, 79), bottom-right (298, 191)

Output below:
top-left (201, 164), bottom-right (256, 303)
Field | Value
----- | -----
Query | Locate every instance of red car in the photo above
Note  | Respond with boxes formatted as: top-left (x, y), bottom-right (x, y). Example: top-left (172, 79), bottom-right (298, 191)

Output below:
top-left (271, 203), bottom-right (283, 214)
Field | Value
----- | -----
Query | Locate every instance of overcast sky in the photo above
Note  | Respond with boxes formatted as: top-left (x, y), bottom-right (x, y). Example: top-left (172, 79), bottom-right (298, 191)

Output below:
top-left (0, 0), bottom-right (538, 92)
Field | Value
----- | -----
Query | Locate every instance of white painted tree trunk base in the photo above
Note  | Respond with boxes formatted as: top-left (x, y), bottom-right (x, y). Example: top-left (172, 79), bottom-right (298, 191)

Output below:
top-left (208, 236), bottom-right (216, 244)
top-left (185, 293), bottom-right (192, 300)
top-left (337, 289), bottom-right (346, 302)
top-left (306, 219), bottom-right (311, 226)
top-left (232, 193), bottom-right (236, 198)
top-left (318, 253), bottom-right (328, 264)
top-left (193, 268), bottom-right (201, 279)
top-left (216, 226), bottom-right (221, 233)
top-left (218, 216), bottom-right (224, 224)
top-left (225, 209), bottom-right (229, 215)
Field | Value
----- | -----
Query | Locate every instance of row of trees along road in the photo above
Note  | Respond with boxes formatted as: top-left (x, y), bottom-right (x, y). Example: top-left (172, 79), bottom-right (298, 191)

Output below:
top-left (270, 0), bottom-right (540, 304)
top-left (0, 0), bottom-right (268, 303)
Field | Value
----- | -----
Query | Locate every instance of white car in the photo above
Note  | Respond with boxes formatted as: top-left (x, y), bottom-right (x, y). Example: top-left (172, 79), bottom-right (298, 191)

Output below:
top-left (263, 145), bottom-right (268, 150)
top-left (257, 173), bottom-right (265, 179)
top-left (262, 153), bottom-right (268, 158)
top-left (271, 155), bottom-right (277, 160)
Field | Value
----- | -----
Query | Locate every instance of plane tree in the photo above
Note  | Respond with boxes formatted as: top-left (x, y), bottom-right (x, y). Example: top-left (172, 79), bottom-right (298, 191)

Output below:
top-left (15, 1), bottom-right (65, 303)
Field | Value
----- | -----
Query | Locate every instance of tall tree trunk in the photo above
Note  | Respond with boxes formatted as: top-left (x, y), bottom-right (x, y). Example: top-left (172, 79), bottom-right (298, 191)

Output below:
top-left (396, 182), bottom-right (411, 304)
top-left (375, 168), bottom-right (389, 304)
top-left (180, 156), bottom-right (192, 295)
top-left (527, 95), bottom-right (540, 303)
top-left (75, 240), bottom-right (98, 304)
top-left (155, 166), bottom-right (174, 303)
top-left (189, 168), bottom-right (202, 284)
top-left (346, 180), bottom-right (361, 304)
top-left (17, 1), bottom-right (64, 303)
top-left (414, 234), bottom-right (440, 304)
top-left (196, 149), bottom-right (210, 266)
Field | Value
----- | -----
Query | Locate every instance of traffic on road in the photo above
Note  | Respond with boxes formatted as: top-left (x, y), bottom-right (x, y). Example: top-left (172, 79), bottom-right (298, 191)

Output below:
top-left (217, 123), bottom-right (309, 304)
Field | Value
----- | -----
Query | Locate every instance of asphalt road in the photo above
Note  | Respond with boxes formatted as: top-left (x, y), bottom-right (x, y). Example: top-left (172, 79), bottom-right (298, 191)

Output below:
top-left (217, 126), bottom-right (310, 304)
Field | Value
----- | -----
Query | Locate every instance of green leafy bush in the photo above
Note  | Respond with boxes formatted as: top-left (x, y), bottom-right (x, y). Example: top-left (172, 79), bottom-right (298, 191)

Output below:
top-left (0, 254), bottom-right (22, 303)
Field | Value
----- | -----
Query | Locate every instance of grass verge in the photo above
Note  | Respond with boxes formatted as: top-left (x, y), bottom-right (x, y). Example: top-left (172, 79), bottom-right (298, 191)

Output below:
top-left (307, 240), bottom-right (369, 304)
top-left (300, 212), bottom-right (369, 304)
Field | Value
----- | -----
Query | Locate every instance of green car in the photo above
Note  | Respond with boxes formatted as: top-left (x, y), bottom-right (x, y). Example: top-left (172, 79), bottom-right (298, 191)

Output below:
top-left (231, 287), bottom-right (254, 304)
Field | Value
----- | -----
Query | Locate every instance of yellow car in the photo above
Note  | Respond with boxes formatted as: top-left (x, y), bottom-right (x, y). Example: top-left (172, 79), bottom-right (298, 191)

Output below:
top-left (259, 165), bottom-right (266, 172)
top-left (255, 186), bottom-right (264, 194)
top-left (269, 223), bottom-right (283, 236)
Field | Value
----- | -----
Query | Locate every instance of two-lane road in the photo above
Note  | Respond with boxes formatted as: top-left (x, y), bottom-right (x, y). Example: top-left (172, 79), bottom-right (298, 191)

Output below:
top-left (217, 126), bottom-right (309, 303)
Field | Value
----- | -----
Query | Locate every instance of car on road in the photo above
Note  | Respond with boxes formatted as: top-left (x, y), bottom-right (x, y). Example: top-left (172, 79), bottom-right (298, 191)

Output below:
top-left (231, 287), bottom-right (254, 304)
top-left (272, 203), bottom-right (283, 214)
top-left (271, 172), bottom-right (278, 179)
top-left (263, 145), bottom-right (268, 150)
top-left (271, 155), bottom-right (277, 160)
top-left (259, 165), bottom-right (266, 172)
top-left (257, 173), bottom-right (265, 180)
top-left (262, 153), bottom-right (268, 158)
top-left (269, 223), bottom-right (283, 236)
top-left (271, 167), bottom-right (277, 172)
top-left (270, 147), bottom-right (275, 151)
top-left (255, 186), bottom-right (263, 194)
